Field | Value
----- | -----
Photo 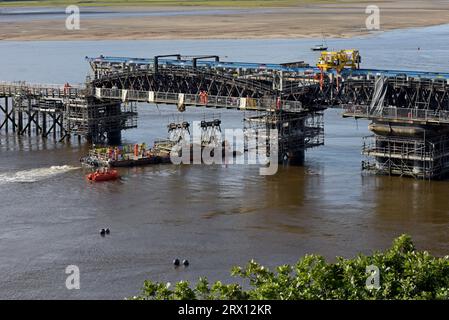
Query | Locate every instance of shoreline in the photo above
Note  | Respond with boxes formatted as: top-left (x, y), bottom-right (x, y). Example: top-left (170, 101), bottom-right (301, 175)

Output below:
top-left (0, 24), bottom-right (446, 42)
top-left (1, 1), bottom-right (449, 40)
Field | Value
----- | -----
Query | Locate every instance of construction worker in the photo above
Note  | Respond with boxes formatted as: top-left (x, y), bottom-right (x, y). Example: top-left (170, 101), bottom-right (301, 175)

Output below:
top-left (276, 97), bottom-right (281, 110)
top-left (63, 82), bottom-right (71, 95)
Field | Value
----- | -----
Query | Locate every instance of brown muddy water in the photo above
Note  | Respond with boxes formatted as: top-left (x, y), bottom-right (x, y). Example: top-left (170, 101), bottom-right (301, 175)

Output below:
top-left (1, 25), bottom-right (449, 299)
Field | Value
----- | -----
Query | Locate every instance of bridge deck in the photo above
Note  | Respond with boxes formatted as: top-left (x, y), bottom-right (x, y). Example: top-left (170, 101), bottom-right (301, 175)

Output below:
top-left (95, 88), bottom-right (308, 112)
top-left (342, 105), bottom-right (449, 125)
top-left (0, 82), bottom-right (310, 113)
top-left (86, 56), bottom-right (449, 80)
top-left (0, 82), bottom-right (86, 99)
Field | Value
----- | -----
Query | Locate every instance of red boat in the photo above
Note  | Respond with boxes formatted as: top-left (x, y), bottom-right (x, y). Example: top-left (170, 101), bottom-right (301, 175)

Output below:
top-left (86, 169), bottom-right (119, 182)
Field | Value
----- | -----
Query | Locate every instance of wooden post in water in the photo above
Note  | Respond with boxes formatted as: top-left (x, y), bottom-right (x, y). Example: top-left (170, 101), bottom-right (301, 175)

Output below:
top-left (18, 111), bottom-right (23, 135)
top-left (52, 114), bottom-right (57, 139)
top-left (42, 112), bottom-right (47, 138)
top-left (60, 116), bottom-right (64, 138)
top-left (27, 99), bottom-right (32, 136)
top-left (12, 99), bottom-right (16, 133)
top-left (5, 97), bottom-right (8, 132)
top-left (35, 110), bottom-right (40, 135)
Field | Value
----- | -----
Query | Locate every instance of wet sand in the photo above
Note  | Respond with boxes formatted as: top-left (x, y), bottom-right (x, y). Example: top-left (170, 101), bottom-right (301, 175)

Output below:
top-left (1, 0), bottom-right (449, 40)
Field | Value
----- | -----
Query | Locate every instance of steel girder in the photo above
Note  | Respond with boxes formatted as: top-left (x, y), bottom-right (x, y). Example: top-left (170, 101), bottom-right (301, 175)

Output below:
top-left (91, 68), bottom-right (272, 98)
top-left (89, 67), bottom-right (321, 106)
top-left (334, 78), bottom-right (449, 110)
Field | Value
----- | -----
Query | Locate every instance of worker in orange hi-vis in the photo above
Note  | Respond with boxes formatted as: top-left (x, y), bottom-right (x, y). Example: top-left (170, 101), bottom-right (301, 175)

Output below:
top-left (134, 144), bottom-right (139, 157)
top-left (63, 82), bottom-right (71, 95)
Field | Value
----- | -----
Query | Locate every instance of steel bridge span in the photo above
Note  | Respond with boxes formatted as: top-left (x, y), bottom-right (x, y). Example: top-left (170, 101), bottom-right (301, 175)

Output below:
top-left (2, 54), bottom-right (449, 178)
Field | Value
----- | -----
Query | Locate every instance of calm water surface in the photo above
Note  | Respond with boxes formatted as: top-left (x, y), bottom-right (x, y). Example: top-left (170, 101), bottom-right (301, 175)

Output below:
top-left (1, 25), bottom-right (449, 299)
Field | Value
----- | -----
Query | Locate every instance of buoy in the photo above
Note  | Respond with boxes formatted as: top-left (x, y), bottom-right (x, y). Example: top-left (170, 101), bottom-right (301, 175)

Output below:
top-left (183, 259), bottom-right (189, 267)
top-left (173, 258), bottom-right (180, 266)
top-left (100, 228), bottom-right (106, 236)
top-left (105, 228), bottom-right (110, 235)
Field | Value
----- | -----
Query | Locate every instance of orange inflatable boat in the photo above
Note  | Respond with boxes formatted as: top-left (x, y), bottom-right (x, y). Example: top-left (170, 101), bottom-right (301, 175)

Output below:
top-left (86, 169), bottom-right (119, 182)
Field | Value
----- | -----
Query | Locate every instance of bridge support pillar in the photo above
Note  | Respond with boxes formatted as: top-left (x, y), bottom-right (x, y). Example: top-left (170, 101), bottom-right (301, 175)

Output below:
top-left (244, 110), bottom-right (324, 165)
top-left (11, 101), bottom-right (15, 133)
top-left (4, 97), bottom-right (8, 132)
top-left (65, 97), bottom-right (136, 145)
top-left (17, 110), bottom-right (23, 135)
top-left (42, 112), bottom-right (47, 137)
top-left (362, 121), bottom-right (449, 179)
top-left (107, 130), bottom-right (122, 145)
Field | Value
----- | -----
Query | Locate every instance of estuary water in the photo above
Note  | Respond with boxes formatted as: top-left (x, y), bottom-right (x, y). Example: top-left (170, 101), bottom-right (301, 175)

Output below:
top-left (1, 25), bottom-right (449, 299)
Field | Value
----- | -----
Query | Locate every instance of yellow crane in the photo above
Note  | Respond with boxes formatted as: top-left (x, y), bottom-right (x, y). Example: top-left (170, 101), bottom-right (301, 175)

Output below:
top-left (316, 49), bottom-right (361, 72)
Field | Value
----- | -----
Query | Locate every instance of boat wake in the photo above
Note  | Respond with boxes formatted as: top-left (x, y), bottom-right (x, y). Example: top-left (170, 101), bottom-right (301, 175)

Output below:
top-left (0, 165), bottom-right (80, 184)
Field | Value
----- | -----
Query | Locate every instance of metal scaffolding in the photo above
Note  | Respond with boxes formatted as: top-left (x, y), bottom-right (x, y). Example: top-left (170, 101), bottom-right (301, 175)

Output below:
top-left (361, 133), bottom-right (449, 179)
top-left (244, 110), bottom-right (324, 163)
top-left (64, 98), bottom-right (137, 143)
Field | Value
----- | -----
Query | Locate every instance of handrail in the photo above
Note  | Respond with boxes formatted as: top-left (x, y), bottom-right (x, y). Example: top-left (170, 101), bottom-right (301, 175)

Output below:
top-left (95, 87), bottom-right (306, 112)
top-left (343, 105), bottom-right (449, 124)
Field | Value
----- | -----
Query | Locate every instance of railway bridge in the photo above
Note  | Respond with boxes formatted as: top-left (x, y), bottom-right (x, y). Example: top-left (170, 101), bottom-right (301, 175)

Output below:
top-left (2, 53), bottom-right (449, 178)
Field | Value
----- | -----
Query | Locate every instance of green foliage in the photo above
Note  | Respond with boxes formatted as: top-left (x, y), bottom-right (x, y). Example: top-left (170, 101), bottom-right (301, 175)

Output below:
top-left (130, 235), bottom-right (449, 300)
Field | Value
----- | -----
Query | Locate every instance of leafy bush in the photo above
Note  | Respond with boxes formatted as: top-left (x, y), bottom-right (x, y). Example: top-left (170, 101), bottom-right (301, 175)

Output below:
top-left (130, 235), bottom-right (449, 300)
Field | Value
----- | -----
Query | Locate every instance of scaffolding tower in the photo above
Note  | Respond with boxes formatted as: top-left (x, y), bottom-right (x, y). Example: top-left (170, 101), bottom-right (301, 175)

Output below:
top-left (64, 98), bottom-right (137, 143)
top-left (361, 130), bottom-right (449, 179)
top-left (244, 110), bottom-right (324, 164)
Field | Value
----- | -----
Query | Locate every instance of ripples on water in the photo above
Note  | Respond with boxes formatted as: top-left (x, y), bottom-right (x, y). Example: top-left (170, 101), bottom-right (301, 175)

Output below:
top-left (1, 25), bottom-right (449, 299)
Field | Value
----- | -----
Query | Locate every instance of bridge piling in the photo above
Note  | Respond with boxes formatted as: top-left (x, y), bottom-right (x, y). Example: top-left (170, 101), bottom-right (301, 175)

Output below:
top-left (11, 101), bottom-right (15, 133)
top-left (361, 122), bottom-right (449, 179)
top-left (4, 97), bottom-right (8, 132)
top-left (244, 110), bottom-right (324, 164)
top-left (17, 109), bottom-right (23, 135)
top-left (341, 73), bottom-right (449, 179)
top-left (42, 112), bottom-right (46, 137)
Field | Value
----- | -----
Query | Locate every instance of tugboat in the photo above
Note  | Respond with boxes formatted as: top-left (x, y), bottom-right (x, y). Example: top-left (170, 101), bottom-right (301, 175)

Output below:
top-left (86, 168), bottom-right (120, 182)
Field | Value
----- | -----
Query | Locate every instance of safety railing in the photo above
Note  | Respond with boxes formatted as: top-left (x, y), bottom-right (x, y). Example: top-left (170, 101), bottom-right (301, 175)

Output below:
top-left (343, 105), bottom-right (449, 124)
top-left (94, 88), bottom-right (306, 112)
top-left (362, 144), bottom-right (433, 161)
top-left (0, 81), bottom-right (86, 98)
